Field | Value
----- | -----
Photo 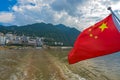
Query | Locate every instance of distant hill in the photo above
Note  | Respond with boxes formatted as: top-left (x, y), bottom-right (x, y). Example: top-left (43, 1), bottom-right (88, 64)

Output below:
top-left (0, 23), bottom-right (80, 46)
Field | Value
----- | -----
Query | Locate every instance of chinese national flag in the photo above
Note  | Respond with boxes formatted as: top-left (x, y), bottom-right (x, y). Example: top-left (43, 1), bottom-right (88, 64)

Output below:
top-left (68, 14), bottom-right (120, 64)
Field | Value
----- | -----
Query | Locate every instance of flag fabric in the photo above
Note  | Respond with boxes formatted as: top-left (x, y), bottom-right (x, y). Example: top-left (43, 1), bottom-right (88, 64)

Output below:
top-left (68, 14), bottom-right (120, 64)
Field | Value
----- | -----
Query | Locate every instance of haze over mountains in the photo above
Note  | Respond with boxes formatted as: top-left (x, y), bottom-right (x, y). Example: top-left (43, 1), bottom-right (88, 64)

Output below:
top-left (0, 23), bottom-right (80, 46)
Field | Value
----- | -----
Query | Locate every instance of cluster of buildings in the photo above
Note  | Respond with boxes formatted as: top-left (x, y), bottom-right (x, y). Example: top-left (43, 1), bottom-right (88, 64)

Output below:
top-left (0, 32), bottom-right (64, 47)
top-left (0, 32), bottom-right (43, 47)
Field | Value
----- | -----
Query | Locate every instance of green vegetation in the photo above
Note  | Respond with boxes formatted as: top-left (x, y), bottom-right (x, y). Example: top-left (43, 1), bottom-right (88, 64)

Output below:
top-left (0, 23), bottom-right (80, 46)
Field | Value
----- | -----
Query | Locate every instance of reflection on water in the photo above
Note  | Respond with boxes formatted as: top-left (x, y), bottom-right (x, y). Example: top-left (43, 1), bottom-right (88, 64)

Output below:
top-left (45, 49), bottom-right (120, 80)
top-left (88, 52), bottom-right (120, 80)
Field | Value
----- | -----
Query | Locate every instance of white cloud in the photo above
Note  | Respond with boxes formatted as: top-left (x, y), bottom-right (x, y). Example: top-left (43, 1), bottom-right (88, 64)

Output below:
top-left (3, 0), bottom-right (120, 31)
top-left (0, 12), bottom-right (14, 23)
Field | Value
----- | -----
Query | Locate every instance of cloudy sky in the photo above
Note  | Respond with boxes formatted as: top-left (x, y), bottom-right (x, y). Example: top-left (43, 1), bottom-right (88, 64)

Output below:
top-left (0, 0), bottom-right (120, 30)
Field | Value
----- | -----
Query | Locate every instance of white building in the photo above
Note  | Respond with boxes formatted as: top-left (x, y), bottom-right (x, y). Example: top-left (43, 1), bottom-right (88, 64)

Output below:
top-left (28, 38), bottom-right (36, 46)
top-left (21, 35), bottom-right (29, 43)
top-left (36, 37), bottom-right (43, 47)
top-left (0, 35), bottom-right (6, 45)
top-left (5, 33), bottom-right (14, 44)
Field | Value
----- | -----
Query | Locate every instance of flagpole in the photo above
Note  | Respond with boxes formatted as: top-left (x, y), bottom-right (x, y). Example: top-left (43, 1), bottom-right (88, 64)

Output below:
top-left (107, 7), bottom-right (120, 22)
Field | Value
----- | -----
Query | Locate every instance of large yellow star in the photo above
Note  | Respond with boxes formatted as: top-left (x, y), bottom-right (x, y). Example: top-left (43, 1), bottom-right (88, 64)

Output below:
top-left (99, 23), bottom-right (108, 32)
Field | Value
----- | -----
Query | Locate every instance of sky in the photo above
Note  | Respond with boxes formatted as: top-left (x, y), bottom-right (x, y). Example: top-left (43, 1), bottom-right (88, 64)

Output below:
top-left (0, 0), bottom-right (120, 31)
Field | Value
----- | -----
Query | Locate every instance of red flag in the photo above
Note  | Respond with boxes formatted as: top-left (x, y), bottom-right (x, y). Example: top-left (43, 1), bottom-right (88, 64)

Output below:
top-left (68, 14), bottom-right (120, 64)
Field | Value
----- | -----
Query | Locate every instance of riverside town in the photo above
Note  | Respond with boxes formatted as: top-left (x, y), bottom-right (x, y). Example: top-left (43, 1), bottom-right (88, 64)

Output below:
top-left (0, 32), bottom-right (64, 47)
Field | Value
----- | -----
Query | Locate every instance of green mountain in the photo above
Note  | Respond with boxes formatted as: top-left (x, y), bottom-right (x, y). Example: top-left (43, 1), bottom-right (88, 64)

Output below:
top-left (0, 23), bottom-right (80, 46)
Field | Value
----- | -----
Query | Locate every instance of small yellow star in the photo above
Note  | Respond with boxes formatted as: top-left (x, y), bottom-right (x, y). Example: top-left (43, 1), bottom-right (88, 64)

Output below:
top-left (89, 33), bottom-right (93, 37)
top-left (99, 23), bottom-right (108, 32)
top-left (88, 28), bottom-right (92, 32)
top-left (94, 36), bottom-right (98, 39)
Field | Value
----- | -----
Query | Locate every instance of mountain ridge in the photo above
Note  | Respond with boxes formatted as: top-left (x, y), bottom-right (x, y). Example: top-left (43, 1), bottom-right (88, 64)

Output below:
top-left (0, 23), bottom-right (80, 46)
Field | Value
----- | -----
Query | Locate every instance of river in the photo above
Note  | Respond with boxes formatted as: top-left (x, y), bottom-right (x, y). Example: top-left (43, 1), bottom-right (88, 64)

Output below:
top-left (0, 49), bottom-right (119, 80)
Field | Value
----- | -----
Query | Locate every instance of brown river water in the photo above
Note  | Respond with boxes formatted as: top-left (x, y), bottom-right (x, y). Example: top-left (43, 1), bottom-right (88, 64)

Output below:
top-left (0, 49), bottom-right (119, 80)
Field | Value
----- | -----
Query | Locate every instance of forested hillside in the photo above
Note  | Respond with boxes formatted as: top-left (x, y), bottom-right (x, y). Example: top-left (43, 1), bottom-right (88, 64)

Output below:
top-left (0, 23), bottom-right (80, 46)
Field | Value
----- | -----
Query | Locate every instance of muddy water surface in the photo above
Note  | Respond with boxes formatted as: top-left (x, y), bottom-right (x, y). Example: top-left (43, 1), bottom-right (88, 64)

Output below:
top-left (0, 49), bottom-right (120, 80)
